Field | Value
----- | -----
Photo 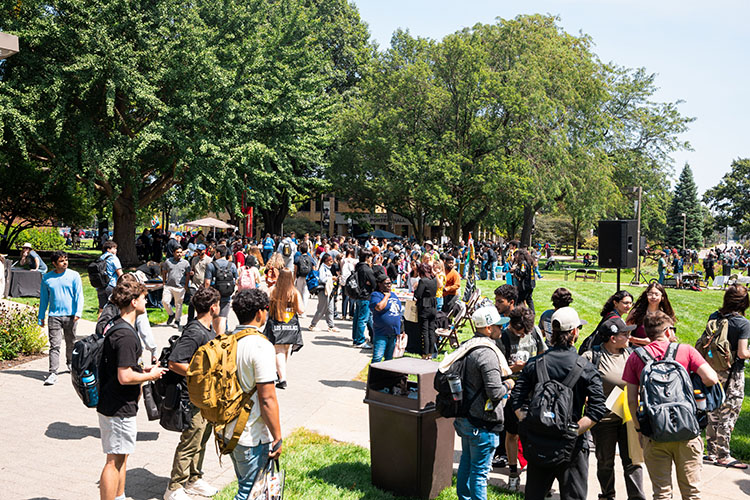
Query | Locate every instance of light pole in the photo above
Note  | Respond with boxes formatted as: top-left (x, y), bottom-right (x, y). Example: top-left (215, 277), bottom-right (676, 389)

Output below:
top-left (631, 186), bottom-right (643, 285)
top-left (681, 212), bottom-right (686, 249)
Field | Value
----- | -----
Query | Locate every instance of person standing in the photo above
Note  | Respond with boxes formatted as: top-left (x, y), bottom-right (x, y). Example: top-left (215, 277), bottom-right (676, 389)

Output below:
top-left (352, 249), bottom-right (376, 349)
top-left (203, 245), bottom-right (237, 335)
top-left (414, 263), bottom-right (438, 359)
top-left (657, 251), bottom-right (667, 285)
top-left (538, 288), bottom-right (574, 345)
top-left (163, 287), bottom-right (221, 500)
top-left (37, 250), bottom-right (83, 386)
top-left (623, 311), bottom-right (718, 500)
top-left (97, 279), bottom-right (168, 500)
top-left (341, 249), bottom-right (357, 320)
top-left (309, 253), bottom-right (338, 333)
top-left (266, 269), bottom-right (304, 390)
top-left (512, 249), bottom-right (536, 313)
top-left (161, 247), bottom-right (191, 330)
top-left (704, 285), bottom-right (750, 468)
top-left (369, 273), bottom-right (402, 363)
top-left (262, 234), bottom-right (275, 264)
top-left (626, 283), bottom-right (676, 347)
top-left (510, 307), bottom-right (607, 500)
top-left (187, 244), bottom-right (211, 321)
top-left (293, 242), bottom-right (314, 310)
top-left (442, 256), bottom-right (461, 313)
top-left (276, 233), bottom-right (297, 271)
top-left (96, 241), bottom-right (124, 314)
top-left (225, 289), bottom-right (283, 500)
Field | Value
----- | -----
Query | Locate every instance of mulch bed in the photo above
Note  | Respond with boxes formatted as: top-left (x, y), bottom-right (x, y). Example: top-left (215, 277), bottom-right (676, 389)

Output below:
top-left (0, 353), bottom-right (46, 371)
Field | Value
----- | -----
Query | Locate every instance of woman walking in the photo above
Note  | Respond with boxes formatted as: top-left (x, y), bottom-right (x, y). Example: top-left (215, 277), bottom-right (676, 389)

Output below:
top-left (626, 283), bottom-right (676, 347)
top-left (414, 263), bottom-right (438, 359)
top-left (265, 268), bottom-right (304, 389)
top-left (309, 253), bottom-right (338, 333)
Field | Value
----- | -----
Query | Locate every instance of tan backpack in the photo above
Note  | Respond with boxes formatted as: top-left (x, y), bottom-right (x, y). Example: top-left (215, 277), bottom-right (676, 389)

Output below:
top-left (187, 327), bottom-right (265, 455)
top-left (695, 316), bottom-right (734, 372)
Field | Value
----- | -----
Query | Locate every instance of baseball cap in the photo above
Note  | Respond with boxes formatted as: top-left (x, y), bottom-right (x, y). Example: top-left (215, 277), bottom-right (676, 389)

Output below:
top-left (601, 316), bottom-right (637, 336)
top-left (197, 244), bottom-right (207, 250)
top-left (22, 242), bottom-right (32, 249)
top-left (551, 307), bottom-right (588, 332)
top-left (472, 306), bottom-right (511, 329)
top-left (424, 240), bottom-right (434, 247)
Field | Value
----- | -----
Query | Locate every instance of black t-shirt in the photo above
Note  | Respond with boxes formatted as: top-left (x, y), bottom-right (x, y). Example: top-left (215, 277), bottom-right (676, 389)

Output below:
top-left (708, 311), bottom-right (750, 369)
top-left (168, 320), bottom-right (215, 397)
top-left (97, 318), bottom-right (143, 418)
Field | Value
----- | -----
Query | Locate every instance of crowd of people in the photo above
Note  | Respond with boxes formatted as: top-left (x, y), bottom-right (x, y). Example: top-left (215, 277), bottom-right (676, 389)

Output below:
top-left (27, 227), bottom-right (750, 500)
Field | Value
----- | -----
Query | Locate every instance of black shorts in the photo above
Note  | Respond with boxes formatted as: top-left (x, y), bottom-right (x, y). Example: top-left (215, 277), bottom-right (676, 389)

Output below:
top-left (97, 286), bottom-right (114, 309)
top-left (504, 401), bottom-right (520, 435)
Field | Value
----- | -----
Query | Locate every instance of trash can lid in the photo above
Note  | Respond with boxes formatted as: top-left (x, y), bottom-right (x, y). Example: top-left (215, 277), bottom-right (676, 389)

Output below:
top-left (370, 357), bottom-right (438, 375)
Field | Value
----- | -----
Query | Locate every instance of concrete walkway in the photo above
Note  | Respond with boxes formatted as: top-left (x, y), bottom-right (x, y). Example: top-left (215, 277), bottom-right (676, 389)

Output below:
top-left (1, 296), bottom-right (749, 499)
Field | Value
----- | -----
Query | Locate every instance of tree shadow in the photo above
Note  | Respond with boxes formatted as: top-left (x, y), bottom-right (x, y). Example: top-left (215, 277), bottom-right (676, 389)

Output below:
top-left (125, 467), bottom-right (169, 500)
top-left (309, 461), bottom-right (375, 494)
top-left (1, 369), bottom-right (49, 381)
top-left (45, 421), bottom-right (159, 441)
top-left (319, 379), bottom-right (366, 390)
top-left (311, 339), bottom-right (353, 347)
top-left (737, 478), bottom-right (750, 494)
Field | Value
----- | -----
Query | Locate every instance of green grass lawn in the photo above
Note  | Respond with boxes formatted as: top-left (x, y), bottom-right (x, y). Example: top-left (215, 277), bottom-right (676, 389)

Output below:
top-left (215, 428), bottom-right (522, 500)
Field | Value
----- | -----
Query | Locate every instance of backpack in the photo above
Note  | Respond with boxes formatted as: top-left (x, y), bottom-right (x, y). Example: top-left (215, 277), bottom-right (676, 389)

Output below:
top-left (237, 266), bottom-right (256, 291)
top-left (95, 302), bottom-right (120, 337)
top-left (186, 327), bottom-right (264, 455)
top-left (87, 254), bottom-right (111, 289)
top-left (212, 261), bottom-right (235, 298)
top-left (695, 316), bottom-right (734, 372)
top-left (306, 269), bottom-right (324, 294)
top-left (282, 241), bottom-right (292, 258)
top-left (344, 272), bottom-right (367, 300)
top-left (518, 356), bottom-right (585, 467)
top-left (635, 343), bottom-right (700, 442)
top-left (297, 254), bottom-right (313, 278)
top-left (155, 334), bottom-right (192, 432)
top-left (70, 319), bottom-right (127, 408)
top-left (434, 344), bottom-right (493, 419)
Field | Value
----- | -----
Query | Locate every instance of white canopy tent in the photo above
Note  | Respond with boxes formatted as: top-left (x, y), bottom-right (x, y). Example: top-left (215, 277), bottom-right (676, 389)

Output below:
top-left (184, 217), bottom-right (235, 238)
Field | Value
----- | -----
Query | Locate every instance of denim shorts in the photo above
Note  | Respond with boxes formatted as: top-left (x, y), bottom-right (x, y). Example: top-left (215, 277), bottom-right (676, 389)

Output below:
top-left (98, 413), bottom-right (137, 455)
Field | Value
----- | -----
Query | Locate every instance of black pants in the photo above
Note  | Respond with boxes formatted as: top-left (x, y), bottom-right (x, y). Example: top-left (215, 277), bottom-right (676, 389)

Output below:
top-left (418, 307), bottom-right (437, 356)
top-left (590, 419), bottom-right (645, 500)
top-left (442, 294), bottom-right (458, 313)
top-left (525, 449), bottom-right (589, 500)
top-left (518, 289), bottom-right (535, 313)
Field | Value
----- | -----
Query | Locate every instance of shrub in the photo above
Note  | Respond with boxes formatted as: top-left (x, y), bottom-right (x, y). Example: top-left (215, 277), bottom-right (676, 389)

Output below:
top-left (582, 236), bottom-right (598, 250)
top-left (0, 303), bottom-right (47, 360)
top-left (13, 227), bottom-right (66, 251)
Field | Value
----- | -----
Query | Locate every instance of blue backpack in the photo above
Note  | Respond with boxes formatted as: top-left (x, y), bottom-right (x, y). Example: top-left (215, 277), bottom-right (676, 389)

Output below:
top-left (306, 270), bottom-right (325, 294)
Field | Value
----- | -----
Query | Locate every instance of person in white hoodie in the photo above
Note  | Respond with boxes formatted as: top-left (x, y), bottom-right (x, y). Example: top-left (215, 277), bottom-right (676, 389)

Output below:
top-left (309, 253), bottom-right (338, 332)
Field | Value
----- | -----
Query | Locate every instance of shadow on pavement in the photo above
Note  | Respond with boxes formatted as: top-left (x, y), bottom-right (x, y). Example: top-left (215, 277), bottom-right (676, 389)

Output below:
top-left (1, 369), bottom-right (49, 381)
top-left (311, 339), bottom-right (353, 347)
top-left (45, 421), bottom-right (160, 441)
top-left (319, 379), bottom-right (366, 390)
top-left (126, 467), bottom-right (169, 500)
top-left (737, 478), bottom-right (750, 494)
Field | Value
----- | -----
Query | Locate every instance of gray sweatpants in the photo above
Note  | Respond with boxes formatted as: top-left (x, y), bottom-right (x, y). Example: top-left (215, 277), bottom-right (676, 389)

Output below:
top-left (48, 315), bottom-right (77, 374)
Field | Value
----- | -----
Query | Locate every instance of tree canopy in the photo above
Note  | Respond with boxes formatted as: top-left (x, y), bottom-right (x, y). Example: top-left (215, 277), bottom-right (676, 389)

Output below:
top-left (705, 158), bottom-right (750, 239)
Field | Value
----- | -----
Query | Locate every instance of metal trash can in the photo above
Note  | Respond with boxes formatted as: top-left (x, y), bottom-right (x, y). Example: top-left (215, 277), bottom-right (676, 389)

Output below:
top-left (364, 358), bottom-right (454, 499)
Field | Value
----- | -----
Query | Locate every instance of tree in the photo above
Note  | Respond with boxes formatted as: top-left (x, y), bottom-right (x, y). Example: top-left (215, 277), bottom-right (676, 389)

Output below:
top-left (704, 158), bottom-right (750, 239)
top-left (665, 164), bottom-right (703, 248)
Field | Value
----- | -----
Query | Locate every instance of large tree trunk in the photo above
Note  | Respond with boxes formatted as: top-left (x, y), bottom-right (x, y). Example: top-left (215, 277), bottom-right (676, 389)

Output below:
top-left (461, 220), bottom-right (477, 242)
top-left (113, 187), bottom-right (138, 266)
top-left (520, 205), bottom-right (535, 247)
top-left (261, 202), bottom-right (290, 236)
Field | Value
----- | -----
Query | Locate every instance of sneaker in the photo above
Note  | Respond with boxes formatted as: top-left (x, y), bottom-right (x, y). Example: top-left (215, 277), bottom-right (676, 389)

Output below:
top-left (66, 363), bottom-right (72, 374)
top-left (507, 473), bottom-right (520, 492)
top-left (328, 327), bottom-right (341, 333)
top-left (309, 325), bottom-right (321, 332)
top-left (163, 487), bottom-right (192, 500)
top-left (353, 342), bottom-right (373, 350)
top-left (43, 373), bottom-right (58, 385)
top-left (275, 380), bottom-right (287, 390)
top-left (185, 478), bottom-right (219, 497)
top-left (492, 454), bottom-right (508, 469)
top-left (166, 314), bottom-right (175, 326)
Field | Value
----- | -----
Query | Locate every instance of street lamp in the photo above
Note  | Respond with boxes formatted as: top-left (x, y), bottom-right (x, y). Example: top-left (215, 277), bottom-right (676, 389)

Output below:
top-left (0, 33), bottom-right (19, 59)
top-left (681, 213), bottom-right (686, 249)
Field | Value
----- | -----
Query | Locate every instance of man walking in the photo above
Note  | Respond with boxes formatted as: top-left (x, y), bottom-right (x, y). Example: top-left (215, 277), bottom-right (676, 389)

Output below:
top-left (96, 241), bottom-right (124, 314)
top-left (352, 249), bottom-right (376, 349)
top-left (623, 311), bottom-right (718, 500)
top-left (294, 242), bottom-right (315, 310)
top-left (277, 232), bottom-right (297, 271)
top-left (225, 289), bottom-right (283, 500)
top-left (161, 247), bottom-right (191, 329)
top-left (38, 250), bottom-right (83, 385)
top-left (163, 287), bottom-right (221, 500)
top-left (203, 245), bottom-right (237, 335)
top-left (187, 244), bottom-right (211, 321)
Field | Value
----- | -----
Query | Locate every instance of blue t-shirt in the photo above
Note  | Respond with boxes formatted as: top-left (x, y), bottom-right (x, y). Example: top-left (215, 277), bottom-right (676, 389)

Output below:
top-left (99, 252), bottom-right (122, 287)
top-left (263, 237), bottom-right (275, 250)
top-left (370, 291), bottom-right (402, 337)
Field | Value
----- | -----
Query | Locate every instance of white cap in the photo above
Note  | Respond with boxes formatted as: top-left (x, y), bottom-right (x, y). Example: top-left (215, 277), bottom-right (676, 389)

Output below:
top-left (21, 242), bottom-right (32, 249)
top-left (472, 306), bottom-right (511, 329)
top-left (424, 240), bottom-right (434, 247)
top-left (551, 306), bottom-right (588, 332)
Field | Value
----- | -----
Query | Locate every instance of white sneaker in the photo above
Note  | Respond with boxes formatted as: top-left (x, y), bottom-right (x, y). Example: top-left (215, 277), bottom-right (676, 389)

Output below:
top-left (164, 487), bottom-right (192, 500)
top-left (508, 474), bottom-right (521, 492)
top-left (185, 479), bottom-right (219, 497)
top-left (43, 373), bottom-right (58, 385)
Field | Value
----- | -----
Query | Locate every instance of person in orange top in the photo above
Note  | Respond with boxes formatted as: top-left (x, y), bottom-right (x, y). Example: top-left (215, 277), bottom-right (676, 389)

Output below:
top-left (442, 255), bottom-right (461, 313)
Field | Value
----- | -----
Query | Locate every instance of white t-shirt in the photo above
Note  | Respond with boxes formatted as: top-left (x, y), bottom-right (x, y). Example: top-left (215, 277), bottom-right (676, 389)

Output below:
top-left (224, 326), bottom-right (277, 447)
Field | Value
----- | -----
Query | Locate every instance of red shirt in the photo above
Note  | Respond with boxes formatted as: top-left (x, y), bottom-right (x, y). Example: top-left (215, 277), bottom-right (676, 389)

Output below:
top-left (234, 251), bottom-right (245, 268)
top-left (622, 340), bottom-right (707, 386)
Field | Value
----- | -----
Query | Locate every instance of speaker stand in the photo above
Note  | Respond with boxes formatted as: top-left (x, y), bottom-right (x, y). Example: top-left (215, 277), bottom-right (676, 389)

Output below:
top-left (617, 268), bottom-right (621, 292)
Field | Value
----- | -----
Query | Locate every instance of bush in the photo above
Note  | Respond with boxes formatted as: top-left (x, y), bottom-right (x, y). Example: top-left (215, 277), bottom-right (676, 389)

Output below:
top-left (582, 236), bottom-right (598, 250)
top-left (0, 303), bottom-right (47, 360)
top-left (13, 227), bottom-right (66, 251)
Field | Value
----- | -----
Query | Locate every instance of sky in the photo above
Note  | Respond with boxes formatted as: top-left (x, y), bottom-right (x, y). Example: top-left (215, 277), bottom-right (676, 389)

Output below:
top-left (351, 0), bottom-right (750, 195)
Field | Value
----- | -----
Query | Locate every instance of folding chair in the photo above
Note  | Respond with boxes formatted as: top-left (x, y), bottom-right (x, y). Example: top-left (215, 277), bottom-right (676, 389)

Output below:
top-left (575, 269), bottom-right (587, 281)
top-left (436, 300), bottom-right (467, 351)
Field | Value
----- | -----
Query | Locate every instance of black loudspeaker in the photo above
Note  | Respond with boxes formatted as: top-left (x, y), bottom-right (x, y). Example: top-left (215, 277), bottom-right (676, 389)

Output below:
top-left (598, 220), bottom-right (638, 268)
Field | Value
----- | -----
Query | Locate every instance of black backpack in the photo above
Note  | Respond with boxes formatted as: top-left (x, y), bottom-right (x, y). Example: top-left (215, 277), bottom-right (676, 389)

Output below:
top-left (434, 345), bottom-right (493, 419)
top-left (154, 334), bottom-right (192, 432)
top-left (344, 272), bottom-right (367, 300)
top-left (212, 262), bottom-right (235, 297)
top-left (635, 343), bottom-right (700, 442)
top-left (519, 356), bottom-right (585, 467)
top-left (297, 254), bottom-right (313, 278)
top-left (70, 319), bottom-right (127, 408)
top-left (87, 254), bottom-right (111, 289)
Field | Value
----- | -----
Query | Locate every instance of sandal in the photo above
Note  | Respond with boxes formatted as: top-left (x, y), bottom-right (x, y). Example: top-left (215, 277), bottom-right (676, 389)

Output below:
top-left (703, 455), bottom-right (716, 464)
top-left (715, 458), bottom-right (748, 469)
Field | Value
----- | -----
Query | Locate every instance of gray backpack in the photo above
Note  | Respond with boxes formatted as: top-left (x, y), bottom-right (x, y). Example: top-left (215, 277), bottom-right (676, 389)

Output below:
top-left (635, 343), bottom-right (699, 442)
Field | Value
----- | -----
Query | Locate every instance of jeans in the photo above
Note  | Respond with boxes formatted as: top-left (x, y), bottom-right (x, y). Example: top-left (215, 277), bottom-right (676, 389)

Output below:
top-left (372, 334), bottom-right (396, 363)
top-left (488, 263), bottom-right (496, 281)
top-left (341, 294), bottom-right (354, 317)
top-left (352, 299), bottom-right (372, 345)
top-left (454, 417), bottom-right (500, 500)
top-left (436, 297), bottom-right (444, 311)
top-left (230, 441), bottom-right (271, 500)
top-left (47, 315), bottom-right (77, 374)
top-left (262, 248), bottom-right (273, 265)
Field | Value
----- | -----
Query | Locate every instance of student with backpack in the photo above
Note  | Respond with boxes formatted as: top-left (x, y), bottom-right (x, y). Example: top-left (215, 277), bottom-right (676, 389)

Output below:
top-left (437, 305), bottom-right (513, 500)
top-left (97, 278), bottom-right (168, 500)
top-left (510, 307), bottom-right (607, 500)
top-left (276, 233), bottom-right (297, 271)
top-left (293, 242), bottom-right (315, 310)
top-left (203, 245), bottom-right (237, 335)
top-left (581, 317), bottom-right (645, 500)
top-left (93, 241), bottom-right (123, 314)
top-left (163, 287), bottom-right (221, 500)
top-left (309, 253), bottom-right (338, 333)
top-left (701, 285), bottom-right (750, 468)
top-left (265, 268), bottom-right (305, 390)
top-left (623, 311), bottom-right (719, 500)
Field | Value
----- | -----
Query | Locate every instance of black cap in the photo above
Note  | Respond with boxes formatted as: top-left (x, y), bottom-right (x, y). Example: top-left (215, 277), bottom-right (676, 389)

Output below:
top-left (601, 316), bottom-right (637, 337)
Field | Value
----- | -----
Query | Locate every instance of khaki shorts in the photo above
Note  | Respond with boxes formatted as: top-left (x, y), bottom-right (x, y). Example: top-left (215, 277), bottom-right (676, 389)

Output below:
top-left (98, 413), bottom-right (137, 455)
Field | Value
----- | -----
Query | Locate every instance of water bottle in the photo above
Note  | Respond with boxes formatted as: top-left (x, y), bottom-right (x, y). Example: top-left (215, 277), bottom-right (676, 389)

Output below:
top-left (447, 374), bottom-right (463, 402)
top-left (82, 370), bottom-right (98, 407)
top-left (694, 389), bottom-right (706, 411)
top-left (707, 349), bottom-right (713, 359)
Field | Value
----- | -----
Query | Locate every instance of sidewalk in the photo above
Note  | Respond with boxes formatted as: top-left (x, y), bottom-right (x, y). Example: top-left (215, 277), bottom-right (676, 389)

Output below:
top-left (1, 296), bottom-right (749, 499)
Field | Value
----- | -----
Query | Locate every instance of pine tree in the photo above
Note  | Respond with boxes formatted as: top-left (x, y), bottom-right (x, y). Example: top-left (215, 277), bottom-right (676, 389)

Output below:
top-left (665, 164), bottom-right (704, 248)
